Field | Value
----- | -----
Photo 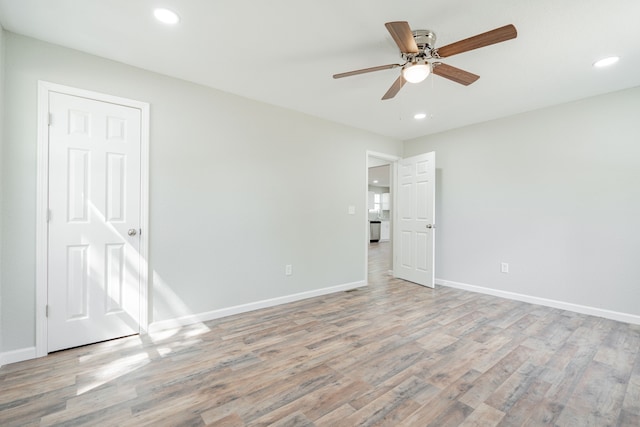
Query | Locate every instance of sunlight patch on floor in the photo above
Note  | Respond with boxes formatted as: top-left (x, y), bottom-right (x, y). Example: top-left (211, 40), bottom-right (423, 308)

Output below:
top-left (76, 352), bottom-right (149, 396)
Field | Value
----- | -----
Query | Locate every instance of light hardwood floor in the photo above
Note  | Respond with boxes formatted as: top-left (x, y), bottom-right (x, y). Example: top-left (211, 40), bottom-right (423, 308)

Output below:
top-left (1, 241), bottom-right (639, 426)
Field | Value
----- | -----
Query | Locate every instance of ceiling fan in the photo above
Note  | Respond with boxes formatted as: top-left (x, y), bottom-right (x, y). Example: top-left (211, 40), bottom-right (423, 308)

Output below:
top-left (333, 21), bottom-right (517, 100)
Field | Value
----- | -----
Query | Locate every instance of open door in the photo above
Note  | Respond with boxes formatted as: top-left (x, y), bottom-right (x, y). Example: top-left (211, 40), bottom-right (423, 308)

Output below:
top-left (394, 152), bottom-right (435, 288)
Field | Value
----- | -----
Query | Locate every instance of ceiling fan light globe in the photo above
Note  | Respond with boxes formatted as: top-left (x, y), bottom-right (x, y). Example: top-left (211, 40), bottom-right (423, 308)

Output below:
top-left (402, 63), bottom-right (430, 83)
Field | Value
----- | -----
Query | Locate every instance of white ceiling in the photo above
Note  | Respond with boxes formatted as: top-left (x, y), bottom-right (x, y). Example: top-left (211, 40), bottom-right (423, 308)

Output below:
top-left (1, 0), bottom-right (638, 140)
top-left (368, 165), bottom-right (390, 188)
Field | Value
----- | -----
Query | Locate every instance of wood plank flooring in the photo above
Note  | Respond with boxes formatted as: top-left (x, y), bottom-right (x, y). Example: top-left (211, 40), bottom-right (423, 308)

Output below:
top-left (1, 241), bottom-right (639, 426)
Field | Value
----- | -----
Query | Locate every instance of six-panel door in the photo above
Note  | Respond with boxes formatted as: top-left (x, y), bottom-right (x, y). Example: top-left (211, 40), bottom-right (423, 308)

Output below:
top-left (394, 152), bottom-right (435, 288)
top-left (47, 92), bottom-right (142, 352)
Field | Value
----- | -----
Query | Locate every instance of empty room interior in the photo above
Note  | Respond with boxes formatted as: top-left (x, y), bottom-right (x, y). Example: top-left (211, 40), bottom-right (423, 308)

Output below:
top-left (1, 1), bottom-right (639, 426)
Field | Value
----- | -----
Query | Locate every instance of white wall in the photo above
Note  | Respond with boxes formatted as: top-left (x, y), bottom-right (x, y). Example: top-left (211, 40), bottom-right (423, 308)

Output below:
top-left (0, 26), bottom-right (5, 359)
top-left (0, 33), bottom-right (401, 353)
top-left (404, 87), bottom-right (640, 319)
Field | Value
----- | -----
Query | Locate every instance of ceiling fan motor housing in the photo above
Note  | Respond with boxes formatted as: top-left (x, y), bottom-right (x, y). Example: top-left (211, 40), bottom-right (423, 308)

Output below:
top-left (413, 30), bottom-right (436, 51)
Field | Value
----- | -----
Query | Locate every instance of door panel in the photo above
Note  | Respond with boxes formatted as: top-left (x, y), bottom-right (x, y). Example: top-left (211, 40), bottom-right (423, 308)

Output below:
top-left (48, 92), bottom-right (142, 352)
top-left (105, 243), bottom-right (125, 313)
top-left (68, 149), bottom-right (90, 222)
top-left (416, 232), bottom-right (429, 272)
top-left (400, 231), bottom-right (413, 268)
top-left (394, 152), bottom-right (435, 287)
top-left (66, 245), bottom-right (89, 319)
top-left (106, 153), bottom-right (126, 221)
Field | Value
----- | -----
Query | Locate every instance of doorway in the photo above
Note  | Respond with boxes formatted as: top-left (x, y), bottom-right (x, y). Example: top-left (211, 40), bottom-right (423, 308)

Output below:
top-left (366, 152), bottom-right (400, 283)
top-left (365, 151), bottom-right (436, 288)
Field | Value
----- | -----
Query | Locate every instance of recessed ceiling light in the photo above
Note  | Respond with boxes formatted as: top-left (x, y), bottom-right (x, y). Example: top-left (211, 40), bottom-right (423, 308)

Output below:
top-left (414, 113), bottom-right (427, 120)
top-left (373, 180), bottom-right (379, 184)
top-left (593, 56), bottom-right (619, 68)
top-left (154, 8), bottom-right (180, 25)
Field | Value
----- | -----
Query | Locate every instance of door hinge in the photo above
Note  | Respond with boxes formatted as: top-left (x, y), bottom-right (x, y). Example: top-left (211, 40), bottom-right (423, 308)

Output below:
top-left (46, 305), bottom-right (49, 317)
top-left (47, 209), bottom-right (52, 222)
top-left (48, 113), bottom-right (53, 126)
top-left (139, 228), bottom-right (142, 236)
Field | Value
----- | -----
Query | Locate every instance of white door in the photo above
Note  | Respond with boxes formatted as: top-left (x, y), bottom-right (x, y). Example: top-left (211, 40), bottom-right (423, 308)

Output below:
top-left (394, 152), bottom-right (435, 287)
top-left (47, 92), bottom-right (142, 352)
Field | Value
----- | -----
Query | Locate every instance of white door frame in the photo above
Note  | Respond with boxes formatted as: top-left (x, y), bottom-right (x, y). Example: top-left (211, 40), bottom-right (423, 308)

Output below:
top-left (365, 151), bottom-right (401, 282)
top-left (35, 81), bottom-right (150, 357)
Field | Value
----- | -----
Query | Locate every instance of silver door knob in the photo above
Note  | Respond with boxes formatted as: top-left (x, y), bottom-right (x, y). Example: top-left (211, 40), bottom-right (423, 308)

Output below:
top-left (426, 224), bottom-right (433, 229)
top-left (128, 229), bottom-right (137, 236)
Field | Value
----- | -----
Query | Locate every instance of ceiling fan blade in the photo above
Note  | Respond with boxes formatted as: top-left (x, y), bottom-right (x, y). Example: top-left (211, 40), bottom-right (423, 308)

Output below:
top-left (432, 63), bottom-right (480, 85)
top-left (382, 75), bottom-right (406, 100)
top-left (436, 24), bottom-right (517, 58)
top-left (385, 21), bottom-right (419, 54)
top-left (333, 64), bottom-right (401, 79)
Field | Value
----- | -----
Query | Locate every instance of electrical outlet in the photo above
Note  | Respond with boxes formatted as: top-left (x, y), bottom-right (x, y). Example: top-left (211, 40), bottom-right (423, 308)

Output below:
top-left (501, 262), bottom-right (509, 273)
top-left (285, 264), bottom-right (292, 276)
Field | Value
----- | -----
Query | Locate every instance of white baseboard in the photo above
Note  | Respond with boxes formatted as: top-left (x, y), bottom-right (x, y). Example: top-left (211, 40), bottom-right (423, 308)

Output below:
top-left (436, 278), bottom-right (640, 325)
top-left (1, 281), bottom-right (365, 365)
top-left (0, 346), bottom-right (37, 366)
top-left (149, 280), bottom-right (366, 333)
top-left (7, 277), bottom-right (637, 366)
